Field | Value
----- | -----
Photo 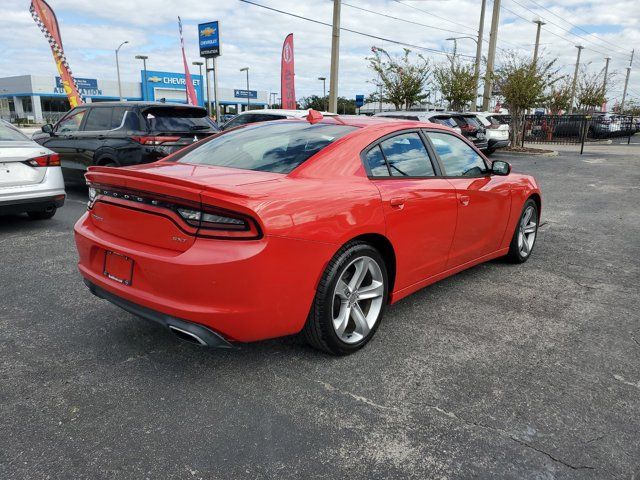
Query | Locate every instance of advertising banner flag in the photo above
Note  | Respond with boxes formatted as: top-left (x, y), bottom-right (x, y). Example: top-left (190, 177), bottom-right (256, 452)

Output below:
top-left (30, 0), bottom-right (83, 107)
top-left (178, 16), bottom-right (199, 106)
top-left (281, 33), bottom-right (296, 109)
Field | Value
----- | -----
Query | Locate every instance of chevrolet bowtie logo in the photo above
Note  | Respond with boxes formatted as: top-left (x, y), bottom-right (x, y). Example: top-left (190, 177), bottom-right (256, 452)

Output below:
top-left (201, 27), bottom-right (216, 37)
top-left (147, 76), bottom-right (162, 83)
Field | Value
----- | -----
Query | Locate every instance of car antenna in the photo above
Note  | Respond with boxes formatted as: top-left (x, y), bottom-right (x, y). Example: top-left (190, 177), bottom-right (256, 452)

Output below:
top-left (306, 109), bottom-right (323, 124)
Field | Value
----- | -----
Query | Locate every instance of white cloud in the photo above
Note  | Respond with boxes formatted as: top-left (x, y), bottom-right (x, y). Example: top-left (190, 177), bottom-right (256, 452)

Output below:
top-left (1, 0), bottom-right (638, 102)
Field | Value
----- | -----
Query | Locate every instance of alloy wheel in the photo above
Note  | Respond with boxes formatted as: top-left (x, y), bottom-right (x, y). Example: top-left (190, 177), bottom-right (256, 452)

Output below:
top-left (332, 256), bottom-right (385, 344)
top-left (517, 205), bottom-right (537, 257)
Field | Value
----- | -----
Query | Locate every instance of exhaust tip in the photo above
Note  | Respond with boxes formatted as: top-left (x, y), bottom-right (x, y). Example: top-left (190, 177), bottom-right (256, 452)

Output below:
top-left (169, 325), bottom-right (208, 346)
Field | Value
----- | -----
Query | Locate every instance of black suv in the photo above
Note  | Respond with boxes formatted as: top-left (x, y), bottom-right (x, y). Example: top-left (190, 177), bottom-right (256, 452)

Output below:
top-left (33, 102), bottom-right (219, 182)
top-left (449, 113), bottom-right (489, 151)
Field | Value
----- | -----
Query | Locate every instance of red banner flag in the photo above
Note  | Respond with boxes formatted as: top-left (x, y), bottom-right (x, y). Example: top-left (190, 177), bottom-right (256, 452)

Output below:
top-left (281, 33), bottom-right (296, 109)
top-left (178, 16), bottom-right (198, 106)
top-left (30, 0), bottom-right (83, 107)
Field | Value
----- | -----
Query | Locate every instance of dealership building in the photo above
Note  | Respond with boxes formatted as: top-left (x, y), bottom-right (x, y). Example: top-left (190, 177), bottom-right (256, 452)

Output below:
top-left (0, 71), bottom-right (270, 123)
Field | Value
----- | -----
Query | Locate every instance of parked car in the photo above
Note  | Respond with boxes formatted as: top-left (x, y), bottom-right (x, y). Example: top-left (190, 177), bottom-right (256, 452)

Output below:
top-left (32, 102), bottom-right (219, 183)
top-left (449, 113), bottom-right (489, 151)
top-left (474, 112), bottom-right (510, 153)
top-left (0, 120), bottom-right (65, 219)
top-left (221, 109), bottom-right (336, 130)
top-left (374, 111), bottom-right (462, 134)
top-left (75, 113), bottom-right (541, 354)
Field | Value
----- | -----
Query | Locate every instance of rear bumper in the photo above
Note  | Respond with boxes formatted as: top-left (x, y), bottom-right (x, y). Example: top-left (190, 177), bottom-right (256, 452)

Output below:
top-left (488, 139), bottom-right (510, 149)
top-left (83, 279), bottom-right (233, 348)
top-left (74, 212), bottom-right (336, 342)
top-left (0, 193), bottom-right (65, 214)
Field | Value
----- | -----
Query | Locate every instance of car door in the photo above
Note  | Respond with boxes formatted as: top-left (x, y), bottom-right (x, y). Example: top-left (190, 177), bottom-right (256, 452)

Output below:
top-left (73, 106), bottom-right (114, 169)
top-left (365, 130), bottom-right (458, 290)
top-left (425, 130), bottom-right (511, 268)
top-left (40, 107), bottom-right (88, 179)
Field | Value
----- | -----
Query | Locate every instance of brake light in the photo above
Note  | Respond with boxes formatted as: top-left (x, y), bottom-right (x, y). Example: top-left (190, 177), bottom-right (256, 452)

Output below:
top-left (460, 124), bottom-right (476, 132)
top-left (131, 136), bottom-right (181, 145)
top-left (87, 183), bottom-right (261, 239)
top-left (27, 153), bottom-right (60, 167)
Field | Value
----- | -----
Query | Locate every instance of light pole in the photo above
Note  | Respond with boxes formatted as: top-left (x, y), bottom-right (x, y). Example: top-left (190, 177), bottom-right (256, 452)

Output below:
top-left (192, 61), bottom-right (204, 109)
top-left (240, 67), bottom-right (250, 111)
top-left (318, 77), bottom-right (327, 111)
top-left (135, 55), bottom-right (148, 100)
top-left (270, 92), bottom-right (277, 108)
top-left (115, 41), bottom-right (129, 101)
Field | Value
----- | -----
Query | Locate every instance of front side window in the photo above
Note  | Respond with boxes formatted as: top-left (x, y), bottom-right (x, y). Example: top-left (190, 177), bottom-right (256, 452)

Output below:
top-left (174, 121), bottom-right (357, 174)
top-left (427, 131), bottom-right (488, 177)
top-left (56, 108), bottom-right (87, 133)
top-left (378, 132), bottom-right (435, 177)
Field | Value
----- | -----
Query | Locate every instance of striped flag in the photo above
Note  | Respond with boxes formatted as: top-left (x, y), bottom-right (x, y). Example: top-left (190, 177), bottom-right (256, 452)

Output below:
top-left (30, 0), bottom-right (83, 107)
top-left (178, 16), bottom-right (198, 106)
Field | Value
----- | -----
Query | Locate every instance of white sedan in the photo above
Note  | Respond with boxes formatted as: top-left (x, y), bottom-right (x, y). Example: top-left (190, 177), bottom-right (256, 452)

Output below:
top-left (0, 120), bottom-right (65, 219)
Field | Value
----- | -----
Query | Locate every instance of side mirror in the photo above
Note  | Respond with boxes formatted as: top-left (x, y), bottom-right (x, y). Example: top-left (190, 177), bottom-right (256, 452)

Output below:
top-left (491, 160), bottom-right (511, 176)
top-left (41, 124), bottom-right (54, 135)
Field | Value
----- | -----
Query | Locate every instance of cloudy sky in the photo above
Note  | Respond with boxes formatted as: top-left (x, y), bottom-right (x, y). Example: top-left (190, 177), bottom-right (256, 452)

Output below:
top-left (1, 0), bottom-right (638, 104)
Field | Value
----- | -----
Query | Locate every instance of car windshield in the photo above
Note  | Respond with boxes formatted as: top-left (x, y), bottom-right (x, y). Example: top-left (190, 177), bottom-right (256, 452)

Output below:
top-left (174, 121), bottom-right (358, 173)
top-left (0, 122), bottom-right (29, 141)
top-left (143, 106), bottom-right (218, 132)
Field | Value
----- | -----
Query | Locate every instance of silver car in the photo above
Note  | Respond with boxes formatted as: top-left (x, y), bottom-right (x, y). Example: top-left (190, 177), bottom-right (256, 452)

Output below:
top-left (0, 120), bottom-right (65, 219)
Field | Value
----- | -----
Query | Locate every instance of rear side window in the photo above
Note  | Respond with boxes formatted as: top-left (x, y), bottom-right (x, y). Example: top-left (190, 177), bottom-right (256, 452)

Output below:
top-left (427, 131), bottom-right (487, 177)
top-left (144, 107), bottom-right (217, 133)
top-left (83, 107), bottom-right (113, 131)
top-left (175, 121), bottom-right (357, 173)
top-left (378, 132), bottom-right (435, 177)
top-left (364, 145), bottom-right (390, 176)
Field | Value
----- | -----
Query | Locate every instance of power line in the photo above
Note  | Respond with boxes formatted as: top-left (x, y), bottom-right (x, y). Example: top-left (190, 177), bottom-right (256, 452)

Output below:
top-left (525, 0), bottom-right (629, 54)
top-left (238, 0), bottom-right (476, 59)
top-left (391, 0), bottom-right (477, 34)
top-left (507, 0), bottom-right (629, 57)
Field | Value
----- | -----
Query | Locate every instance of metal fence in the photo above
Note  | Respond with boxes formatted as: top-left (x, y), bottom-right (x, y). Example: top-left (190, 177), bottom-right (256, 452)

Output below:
top-left (523, 114), bottom-right (638, 146)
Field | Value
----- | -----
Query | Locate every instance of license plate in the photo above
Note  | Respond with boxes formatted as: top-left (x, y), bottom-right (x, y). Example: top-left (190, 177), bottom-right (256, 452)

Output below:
top-left (103, 251), bottom-right (134, 286)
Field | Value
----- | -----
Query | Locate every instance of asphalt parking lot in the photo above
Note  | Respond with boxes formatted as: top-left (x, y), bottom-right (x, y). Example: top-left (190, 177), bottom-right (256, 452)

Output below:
top-left (1, 142), bottom-right (639, 479)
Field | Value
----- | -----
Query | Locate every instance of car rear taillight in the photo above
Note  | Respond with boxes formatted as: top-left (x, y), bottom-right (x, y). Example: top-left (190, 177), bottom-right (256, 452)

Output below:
top-left (87, 183), bottom-right (261, 239)
top-left (26, 153), bottom-right (60, 167)
top-left (131, 136), bottom-right (181, 145)
top-left (460, 124), bottom-right (476, 132)
top-left (176, 206), bottom-right (260, 239)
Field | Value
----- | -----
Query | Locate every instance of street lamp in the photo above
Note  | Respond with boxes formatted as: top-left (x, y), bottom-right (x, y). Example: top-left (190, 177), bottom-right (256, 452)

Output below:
top-left (115, 41), bottom-right (129, 101)
top-left (240, 67), bottom-right (250, 111)
top-left (135, 55), bottom-right (148, 100)
top-left (192, 61), bottom-right (204, 108)
top-left (318, 77), bottom-right (327, 111)
top-left (270, 92), bottom-right (277, 108)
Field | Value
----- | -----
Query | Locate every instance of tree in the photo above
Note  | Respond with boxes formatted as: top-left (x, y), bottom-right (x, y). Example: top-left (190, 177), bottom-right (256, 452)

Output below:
top-left (494, 53), bottom-right (563, 147)
top-left (299, 95), bottom-right (356, 114)
top-left (576, 65), bottom-right (606, 112)
top-left (367, 47), bottom-right (430, 110)
top-left (434, 48), bottom-right (478, 111)
top-left (546, 80), bottom-right (572, 114)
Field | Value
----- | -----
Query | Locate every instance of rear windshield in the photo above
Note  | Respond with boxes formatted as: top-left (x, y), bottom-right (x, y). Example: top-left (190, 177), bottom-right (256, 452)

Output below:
top-left (143, 107), bottom-right (218, 133)
top-left (174, 121), bottom-right (358, 173)
top-left (0, 122), bottom-right (28, 141)
top-left (431, 117), bottom-right (458, 128)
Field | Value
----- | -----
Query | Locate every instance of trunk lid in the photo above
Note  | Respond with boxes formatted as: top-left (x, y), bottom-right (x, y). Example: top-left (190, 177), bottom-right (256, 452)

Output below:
top-left (0, 143), bottom-right (51, 187)
top-left (85, 163), bottom-right (279, 251)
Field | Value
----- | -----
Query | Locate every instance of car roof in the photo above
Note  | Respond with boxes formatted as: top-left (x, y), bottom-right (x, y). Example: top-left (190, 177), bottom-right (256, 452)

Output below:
top-left (276, 115), bottom-right (456, 132)
top-left (76, 101), bottom-right (206, 109)
top-left (375, 111), bottom-right (451, 117)
top-left (238, 109), bottom-right (337, 117)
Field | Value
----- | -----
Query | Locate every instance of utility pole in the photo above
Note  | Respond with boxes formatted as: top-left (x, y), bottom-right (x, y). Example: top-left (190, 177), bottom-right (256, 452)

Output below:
top-left (472, 0), bottom-right (486, 112)
top-left (602, 56), bottom-right (611, 112)
top-left (482, 0), bottom-right (500, 111)
top-left (532, 19), bottom-right (546, 65)
top-left (328, 0), bottom-right (341, 113)
top-left (621, 49), bottom-right (634, 113)
top-left (568, 45), bottom-right (584, 114)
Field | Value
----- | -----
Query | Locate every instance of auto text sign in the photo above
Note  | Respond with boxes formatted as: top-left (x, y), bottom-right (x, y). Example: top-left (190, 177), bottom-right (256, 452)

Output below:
top-left (198, 21), bottom-right (220, 57)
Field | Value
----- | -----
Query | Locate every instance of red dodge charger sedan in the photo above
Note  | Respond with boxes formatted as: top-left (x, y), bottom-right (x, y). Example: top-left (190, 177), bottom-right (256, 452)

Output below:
top-left (74, 113), bottom-right (541, 355)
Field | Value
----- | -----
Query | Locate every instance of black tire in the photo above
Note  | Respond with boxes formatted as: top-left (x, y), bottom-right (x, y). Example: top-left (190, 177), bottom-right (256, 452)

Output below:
top-left (506, 198), bottom-right (538, 263)
top-left (27, 208), bottom-right (56, 220)
top-left (303, 241), bottom-right (389, 355)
